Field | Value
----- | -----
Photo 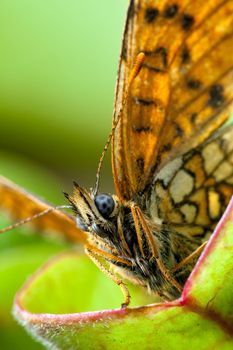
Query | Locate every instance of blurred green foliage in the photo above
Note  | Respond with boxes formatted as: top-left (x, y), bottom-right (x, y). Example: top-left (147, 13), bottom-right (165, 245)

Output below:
top-left (0, 0), bottom-right (127, 188)
top-left (0, 1), bottom-right (127, 348)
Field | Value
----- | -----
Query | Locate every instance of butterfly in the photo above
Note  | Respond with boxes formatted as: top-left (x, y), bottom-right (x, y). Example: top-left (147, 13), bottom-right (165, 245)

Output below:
top-left (1, 0), bottom-right (233, 307)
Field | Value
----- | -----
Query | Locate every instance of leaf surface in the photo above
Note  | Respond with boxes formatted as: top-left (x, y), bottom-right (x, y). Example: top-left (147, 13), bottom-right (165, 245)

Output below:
top-left (14, 197), bottom-right (233, 349)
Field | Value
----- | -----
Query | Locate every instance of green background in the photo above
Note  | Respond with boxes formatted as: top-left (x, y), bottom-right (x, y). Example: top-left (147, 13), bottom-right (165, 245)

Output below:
top-left (0, 1), bottom-right (128, 349)
top-left (0, 0), bottom-right (128, 188)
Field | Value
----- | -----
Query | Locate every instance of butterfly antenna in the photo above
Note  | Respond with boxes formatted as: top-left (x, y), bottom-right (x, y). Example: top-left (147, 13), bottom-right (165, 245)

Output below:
top-left (0, 205), bottom-right (72, 234)
top-left (93, 52), bottom-right (145, 196)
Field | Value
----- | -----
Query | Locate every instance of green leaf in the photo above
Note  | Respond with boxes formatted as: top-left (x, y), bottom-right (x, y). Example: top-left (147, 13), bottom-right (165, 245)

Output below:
top-left (0, 150), bottom-right (70, 349)
top-left (0, 243), bottom-right (64, 350)
top-left (13, 198), bottom-right (233, 349)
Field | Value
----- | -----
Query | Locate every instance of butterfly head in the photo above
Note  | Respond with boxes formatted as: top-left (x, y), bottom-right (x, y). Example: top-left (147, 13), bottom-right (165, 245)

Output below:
top-left (64, 181), bottom-right (120, 239)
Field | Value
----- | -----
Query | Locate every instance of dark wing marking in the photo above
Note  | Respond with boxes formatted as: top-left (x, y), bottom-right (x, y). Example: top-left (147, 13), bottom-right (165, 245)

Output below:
top-left (149, 124), bottom-right (233, 238)
top-left (112, 0), bottom-right (233, 202)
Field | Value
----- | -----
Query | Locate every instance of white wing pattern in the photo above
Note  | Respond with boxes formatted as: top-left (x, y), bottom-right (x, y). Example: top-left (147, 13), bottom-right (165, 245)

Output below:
top-left (148, 125), bottom-right (233, 238)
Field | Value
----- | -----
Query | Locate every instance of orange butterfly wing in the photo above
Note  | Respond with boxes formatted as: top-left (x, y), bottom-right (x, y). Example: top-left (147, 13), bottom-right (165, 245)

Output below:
top-left (112, 0), bottom-right (233, 201)
top-left (0, 176), bottom-right (86, 243)
top-left (150, 125), bottom-right (233, 238)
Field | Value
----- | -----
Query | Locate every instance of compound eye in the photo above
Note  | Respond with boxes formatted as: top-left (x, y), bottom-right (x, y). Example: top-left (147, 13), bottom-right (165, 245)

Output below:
top-left (94, 194), bottom-right (115, 218)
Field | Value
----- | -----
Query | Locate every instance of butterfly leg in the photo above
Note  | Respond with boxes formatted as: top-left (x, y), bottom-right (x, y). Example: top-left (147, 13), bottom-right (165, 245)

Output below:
top-left (172, 241), bottom-right (208, 273)
top-left (131, 205), bottom-right (182, 293)
top-left (85, 244), bottom-right (131, 307)
top-left (117, 215), bottom-right (132, 256)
